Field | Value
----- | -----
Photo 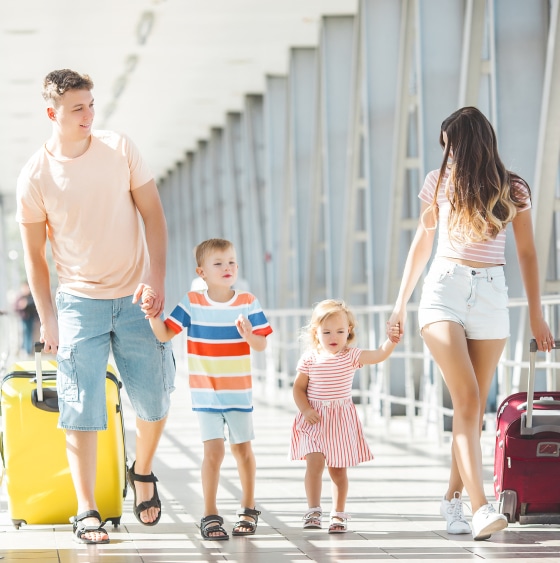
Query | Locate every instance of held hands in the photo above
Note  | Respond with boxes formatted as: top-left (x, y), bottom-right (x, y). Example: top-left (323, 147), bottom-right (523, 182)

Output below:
top-left (302, 407), bottom-right (321, 425)
top-left (133, 284), bottom-right (160, 318)
top-left (386, 315), bottom-right (403, 344)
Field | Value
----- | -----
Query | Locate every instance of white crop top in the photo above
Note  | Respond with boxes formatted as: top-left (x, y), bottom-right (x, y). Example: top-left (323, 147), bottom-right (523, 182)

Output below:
top-left (419, 169), bottom-right (531, 265)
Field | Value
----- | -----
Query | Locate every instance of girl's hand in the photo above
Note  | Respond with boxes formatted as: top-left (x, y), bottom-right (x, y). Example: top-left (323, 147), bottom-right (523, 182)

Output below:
top-left (387, 322), bottom-right (400, 342)
top-left (387, 311), bottom-right (405, 343)
top-left (303, 408), bottom-right (321, 425)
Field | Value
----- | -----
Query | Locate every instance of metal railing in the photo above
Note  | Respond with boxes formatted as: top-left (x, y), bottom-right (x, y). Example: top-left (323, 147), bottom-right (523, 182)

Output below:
top-left (252, 296), bottom-right (560, 445)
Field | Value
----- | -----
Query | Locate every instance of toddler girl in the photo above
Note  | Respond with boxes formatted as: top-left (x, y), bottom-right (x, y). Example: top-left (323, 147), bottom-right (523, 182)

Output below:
top-left (290, 299), bottom-right (399, 533)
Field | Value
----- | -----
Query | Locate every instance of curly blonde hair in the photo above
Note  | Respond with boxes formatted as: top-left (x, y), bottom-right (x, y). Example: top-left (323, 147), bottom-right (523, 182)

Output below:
top-left (301, 299), bottom-right (356, 352)
top-left (423, 106), bottom-right (530, 244)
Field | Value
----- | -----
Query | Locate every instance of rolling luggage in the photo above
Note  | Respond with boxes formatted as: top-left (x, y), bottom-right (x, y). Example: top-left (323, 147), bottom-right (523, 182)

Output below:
top-left (0, 343), bottom-right (127, 528)
top-left (494, 338), bottom-right (560, 524)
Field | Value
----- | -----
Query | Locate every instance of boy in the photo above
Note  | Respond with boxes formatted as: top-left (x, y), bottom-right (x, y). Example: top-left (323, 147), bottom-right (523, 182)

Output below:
top-left (142, 238), bottom-right (272, 540)
top-left (16, 69), bottom-right (175, 544)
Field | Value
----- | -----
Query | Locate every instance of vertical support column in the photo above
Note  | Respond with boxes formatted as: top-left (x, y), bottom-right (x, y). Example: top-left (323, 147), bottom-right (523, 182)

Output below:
top-left (385, 0), bottom-right (424, 303)
top-left (223, 113), bottom-right (247, 270)
top-left (314, 15), bottom-right (355, 300)
top-left (263, 75), bottom-right (288, 308)
top-left (281, 48), bottom-right (317, 308)
top-left (534, 0), bottom-right (560, 294)
top-left (208, 128), bottom-right (225, 240)
top-left (459, 0), bottom-right (495, 116)
top-left (341, 6), bottom-right (370, 306)
top-left (243, 94), bottom-right (267, 300)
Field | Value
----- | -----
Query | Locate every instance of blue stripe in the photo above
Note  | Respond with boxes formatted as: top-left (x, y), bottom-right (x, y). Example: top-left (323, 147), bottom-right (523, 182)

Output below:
top-left (169, 304), bottom-right (191, 328)
top-left (189, 324), bottom-right (242, 340)
top-left (247, 310), bottom-right (268, 327)
top-left (192, 407), bottom-right (254, 412)
top-left (190, 389), bottom-right (252, 409)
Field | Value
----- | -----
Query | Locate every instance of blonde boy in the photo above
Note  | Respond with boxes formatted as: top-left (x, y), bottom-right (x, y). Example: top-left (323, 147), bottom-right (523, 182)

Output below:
top-left (143, 238), bottom-right (272, 540)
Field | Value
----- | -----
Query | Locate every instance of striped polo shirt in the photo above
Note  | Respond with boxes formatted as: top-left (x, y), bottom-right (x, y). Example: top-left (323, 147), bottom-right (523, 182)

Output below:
top-left (164, 290), bottom-right (273, 412)
top-left (420, 169), bottom-right (531, 264)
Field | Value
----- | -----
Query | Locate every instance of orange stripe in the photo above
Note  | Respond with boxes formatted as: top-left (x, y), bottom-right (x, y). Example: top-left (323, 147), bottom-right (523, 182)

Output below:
top-left (189, 374), bottom-right (252, 391)
top-left (188, 341), bottom-right (249, 357)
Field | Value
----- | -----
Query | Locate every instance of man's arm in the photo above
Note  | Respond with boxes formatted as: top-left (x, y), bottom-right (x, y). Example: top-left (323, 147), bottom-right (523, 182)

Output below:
top-left (19, 221), bottom-right (58, 353)
top-left (131, 179), bottom-right (168, 318)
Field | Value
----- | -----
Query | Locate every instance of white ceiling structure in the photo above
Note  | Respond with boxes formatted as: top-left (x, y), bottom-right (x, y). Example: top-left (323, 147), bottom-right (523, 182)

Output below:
top-left (0, 0), bottom-right (357, 202)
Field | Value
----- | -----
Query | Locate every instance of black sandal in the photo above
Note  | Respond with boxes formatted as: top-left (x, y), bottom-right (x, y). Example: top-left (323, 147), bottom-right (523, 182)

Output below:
top-left (200, 514), bottom-right (229, 541)
top-left (127, 461), bottom-right (162, 526)
top-left (71, 510), bottom-right (110, 544)
top-left (232, 507), bottom-right (261, 536)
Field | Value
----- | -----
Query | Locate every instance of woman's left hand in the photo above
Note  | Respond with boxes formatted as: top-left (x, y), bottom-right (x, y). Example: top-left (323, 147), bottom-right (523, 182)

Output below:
top-left (532, 316), bottom-right (555, 352)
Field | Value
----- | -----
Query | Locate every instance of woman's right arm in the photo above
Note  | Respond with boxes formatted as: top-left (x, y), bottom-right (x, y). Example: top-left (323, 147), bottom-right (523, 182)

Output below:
top-left (388, 201), bottom-right (436, 341)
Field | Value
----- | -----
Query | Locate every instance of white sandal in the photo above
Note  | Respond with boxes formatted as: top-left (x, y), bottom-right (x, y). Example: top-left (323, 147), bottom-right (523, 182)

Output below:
top-left (302, 506), bottom-right (322, 529)
top-left (328, 511), bottom-right (350, 534)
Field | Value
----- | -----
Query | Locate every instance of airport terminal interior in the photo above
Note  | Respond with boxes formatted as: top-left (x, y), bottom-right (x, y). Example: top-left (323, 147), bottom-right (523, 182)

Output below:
top-left (1, 0), bottom-right (560, 561)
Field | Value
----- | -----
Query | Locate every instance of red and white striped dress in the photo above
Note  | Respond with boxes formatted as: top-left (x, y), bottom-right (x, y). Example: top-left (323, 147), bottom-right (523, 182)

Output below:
top-left (289, 347), bottom-right (374, 468)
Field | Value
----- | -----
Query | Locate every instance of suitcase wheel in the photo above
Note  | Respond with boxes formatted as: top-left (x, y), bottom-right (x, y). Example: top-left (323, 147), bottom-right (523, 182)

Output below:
top-left (106, 516), bottom-right (121, 527)
top-left (12, 519), bottom-right (26, 529)
top-left (499, 490), bottom-right (518, 523)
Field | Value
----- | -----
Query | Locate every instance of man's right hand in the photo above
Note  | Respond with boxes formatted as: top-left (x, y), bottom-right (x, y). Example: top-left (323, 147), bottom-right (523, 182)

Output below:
top-left (40, 317), bottom-right (59, 354)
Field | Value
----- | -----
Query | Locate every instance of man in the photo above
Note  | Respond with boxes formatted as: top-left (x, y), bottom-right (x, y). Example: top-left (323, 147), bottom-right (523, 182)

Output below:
top-left (16, 69), bottom-right (175, 544)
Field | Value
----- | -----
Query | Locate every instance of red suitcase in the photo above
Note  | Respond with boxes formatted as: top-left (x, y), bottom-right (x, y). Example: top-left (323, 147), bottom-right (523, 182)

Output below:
top-left (494, 339), bottom-right (560, 524)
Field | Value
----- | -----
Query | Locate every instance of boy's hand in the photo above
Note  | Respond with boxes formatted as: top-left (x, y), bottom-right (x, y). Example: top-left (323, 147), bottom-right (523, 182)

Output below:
top-left (133, 283), bottom-right (158, 318)
top-left (235, 314), bottom-right (253, 340)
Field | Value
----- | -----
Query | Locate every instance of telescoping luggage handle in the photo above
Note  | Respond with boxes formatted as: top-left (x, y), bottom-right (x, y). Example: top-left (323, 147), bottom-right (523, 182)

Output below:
top-left (34, 341), bottom-right (45, 402)
top-left (526, 338), bottom-right (560, 429)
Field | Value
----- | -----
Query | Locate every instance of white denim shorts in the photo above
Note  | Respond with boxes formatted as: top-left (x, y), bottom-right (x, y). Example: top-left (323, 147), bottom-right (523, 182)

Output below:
top-left (196, 410), bottom-right (255, 444)
top-left (418, 258), bottom-right (510, 340)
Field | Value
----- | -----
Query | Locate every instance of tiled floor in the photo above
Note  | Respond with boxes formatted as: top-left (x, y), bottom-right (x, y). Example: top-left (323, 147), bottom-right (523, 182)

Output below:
top-left (1, 371), bottom-right (559, 562)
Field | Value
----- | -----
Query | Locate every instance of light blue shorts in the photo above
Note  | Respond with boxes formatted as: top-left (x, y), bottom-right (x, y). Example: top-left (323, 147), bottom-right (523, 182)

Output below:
top-left (196, 410), bottom-right (255, 444)
top-left (418, 258), bottom-right (510, 340)
top-left (56, 291), bottom-right (176, 431)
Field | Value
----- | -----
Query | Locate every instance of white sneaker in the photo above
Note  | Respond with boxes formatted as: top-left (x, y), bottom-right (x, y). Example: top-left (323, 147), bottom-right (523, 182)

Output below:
top-left (471, 503), bottom-right (507, 540)
top-left (439, 492), bottom-right (471, 534)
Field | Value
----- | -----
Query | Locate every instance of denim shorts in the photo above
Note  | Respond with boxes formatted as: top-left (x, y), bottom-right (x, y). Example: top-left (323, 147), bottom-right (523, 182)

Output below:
top-left (418, 258), bottom-right (510, 340)
top-left (56, 291), bottom-right (176, 431)
top-left (196, 410), bottom-right (255, 444)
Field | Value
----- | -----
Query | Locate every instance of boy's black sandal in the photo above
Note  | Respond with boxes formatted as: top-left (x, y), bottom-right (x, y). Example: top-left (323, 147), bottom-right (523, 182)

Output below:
top-left (71, 510), bottom-right (110, 544)
top-left (200, 514), bottom-right (229, 540)
top-left (127, 461), bottom-right (162, 526)
top-left (232, 507), bottom-right (261, 536)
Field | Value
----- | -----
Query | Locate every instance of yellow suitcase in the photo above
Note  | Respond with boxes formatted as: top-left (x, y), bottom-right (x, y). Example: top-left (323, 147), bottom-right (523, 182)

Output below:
top-left (0, 345), bottom-right (127, 528)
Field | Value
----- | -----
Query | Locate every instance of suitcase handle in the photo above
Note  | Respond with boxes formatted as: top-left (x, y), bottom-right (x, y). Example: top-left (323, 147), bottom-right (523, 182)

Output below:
top-left (527, 338), bottom-right (560, 429)
top-left (517, 398), bottom-right (560, 411)
top-left (34, 341), bottom-right (45, 402)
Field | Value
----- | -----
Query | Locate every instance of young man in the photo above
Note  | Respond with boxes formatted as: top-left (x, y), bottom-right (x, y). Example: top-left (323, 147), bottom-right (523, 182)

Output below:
top-left (16, 69), bottom-right (176, 544)
top-left (140, 238), bottom-right (272, 541)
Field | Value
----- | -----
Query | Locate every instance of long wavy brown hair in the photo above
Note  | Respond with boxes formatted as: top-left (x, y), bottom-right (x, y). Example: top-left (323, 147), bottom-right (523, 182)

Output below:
top-left (423, 106), bottom-right (530, 243)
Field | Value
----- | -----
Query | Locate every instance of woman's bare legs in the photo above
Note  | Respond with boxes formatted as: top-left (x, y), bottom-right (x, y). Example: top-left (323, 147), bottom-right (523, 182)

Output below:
top-left (422, 321), bottom-right (506, 513)
top-left (445, 338), bottom-right (506, 501)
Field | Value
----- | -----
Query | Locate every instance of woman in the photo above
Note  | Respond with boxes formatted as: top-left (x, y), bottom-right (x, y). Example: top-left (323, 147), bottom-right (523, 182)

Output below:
top-left (387, 106), bottom-right (552, 540)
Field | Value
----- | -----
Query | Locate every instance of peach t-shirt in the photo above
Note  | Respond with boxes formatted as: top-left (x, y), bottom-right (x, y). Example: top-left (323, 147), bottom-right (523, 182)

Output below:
top-left (16, 130), bottom-right (153, 299)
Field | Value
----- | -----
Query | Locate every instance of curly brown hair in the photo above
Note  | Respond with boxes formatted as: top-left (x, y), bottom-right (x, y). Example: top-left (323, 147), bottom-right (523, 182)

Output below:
top-left (42, 69), bottom-right (94, 107)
